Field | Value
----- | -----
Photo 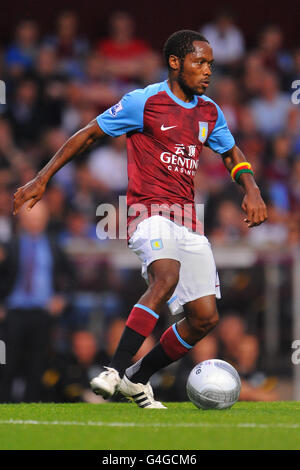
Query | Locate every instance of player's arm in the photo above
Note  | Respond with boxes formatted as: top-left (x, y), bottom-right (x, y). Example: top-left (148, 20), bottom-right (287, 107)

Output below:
top-left (221, 144), bottom-right (268, 228)
top-left (13, 119), bottom-right (106, 215)
top-left (13, 89), bottom-right (145, 215)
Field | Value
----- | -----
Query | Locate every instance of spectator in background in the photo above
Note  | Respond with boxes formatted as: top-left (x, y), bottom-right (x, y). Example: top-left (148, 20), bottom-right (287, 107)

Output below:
top-left (237, 335), bottom-right (279, 401)
top-left (210, 199), bottom-right (248, 245)
top-left (200, 10), bottom-right (245, 71)
top-left (44, 184), bottom-right (68, 235)
top-left (34, 47), bottom-right (67, 128)
top-left (80, 53), bottom-right (121, 112)
top-left (0, 117), bottom-right (25, 176)
top-left (5, 19), bottom-right (39, 77)
top-left (250, 71), bottom-right (293, 137)
top-left (35, 46), bottom-right (60, 82)
top-left (43, 10), bottom-right (89, 79)
top-left (242, 52), bottom-right (266, 100)
top-left (289, 158), bottom-right (300, 215)
top-left (212, 77), bottom-right (241, 133)
top-left (235, 106), bottom-right (265, 161)
top-left (97, 11), bottom-right (160, 85)
top-left (60, 85), bottom-right (99, 136)
top-left (255, 24), bottom-right (293, 76)
top-left (265, 134), bottom-right (293, 213)
top-left (59, 207), bottom-right (98, 246)
top-left (71, 163), bottom-right (105, 218)
top-left (0, 201), bottom-right (75, 402)
top-left (216, 314), bottom-right (246, 364)
top-left (59, 81), bottom-right (83, 134)
top-left (88, 135), bottom-right (128, 199)
top-left (41, 330), bottom-right (105, 403)
top-left (5, 78), bottom-right (42, 149)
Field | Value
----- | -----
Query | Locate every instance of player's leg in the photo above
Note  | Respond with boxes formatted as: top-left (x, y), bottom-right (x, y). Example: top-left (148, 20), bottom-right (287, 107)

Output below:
top-left (119, 229), bottom-right (220, 407)
top-left (90, 257), bottom-right (180, 399)
top-left (109, 257), bottom-right (180, 374)
top-left (123, 295), bottom-right (218, 388)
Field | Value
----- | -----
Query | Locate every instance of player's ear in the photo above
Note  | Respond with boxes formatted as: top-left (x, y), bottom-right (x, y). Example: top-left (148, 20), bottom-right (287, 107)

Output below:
top-left (168, 55), bottom-right (180, 71)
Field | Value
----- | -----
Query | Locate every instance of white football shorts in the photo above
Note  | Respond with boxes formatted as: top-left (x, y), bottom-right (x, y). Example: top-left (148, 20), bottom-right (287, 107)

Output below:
top-left (128, 215), bottom-right (221, 315)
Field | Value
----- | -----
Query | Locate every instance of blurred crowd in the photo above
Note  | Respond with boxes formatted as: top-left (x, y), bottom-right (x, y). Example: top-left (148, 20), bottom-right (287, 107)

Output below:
top-left (0, 9), bottom-right (298, 402)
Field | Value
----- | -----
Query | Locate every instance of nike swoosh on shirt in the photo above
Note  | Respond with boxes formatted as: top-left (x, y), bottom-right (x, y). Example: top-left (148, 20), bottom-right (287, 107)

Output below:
top-left (161, 124), bottom-right (177, 131)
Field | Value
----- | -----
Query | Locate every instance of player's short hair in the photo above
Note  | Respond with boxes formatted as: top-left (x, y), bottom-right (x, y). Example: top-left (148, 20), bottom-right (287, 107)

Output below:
top-left (163, 30), bottom-right (209, 69)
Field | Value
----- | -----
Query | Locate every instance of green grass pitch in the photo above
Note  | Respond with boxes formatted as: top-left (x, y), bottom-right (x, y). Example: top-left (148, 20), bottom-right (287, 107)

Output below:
top-left (0, 402), bottom-right (299, 450)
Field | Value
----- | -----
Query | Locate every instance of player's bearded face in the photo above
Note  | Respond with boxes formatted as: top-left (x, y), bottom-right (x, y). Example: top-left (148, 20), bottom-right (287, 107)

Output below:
top-left (177, 42), bottom-right (213, 96)
top-left (177, 60), bottom-right (203, 96)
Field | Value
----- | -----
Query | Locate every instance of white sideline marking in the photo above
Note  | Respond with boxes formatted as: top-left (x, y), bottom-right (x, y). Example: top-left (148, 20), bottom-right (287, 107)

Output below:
top-left (0, 419), bottom-right (299, 429)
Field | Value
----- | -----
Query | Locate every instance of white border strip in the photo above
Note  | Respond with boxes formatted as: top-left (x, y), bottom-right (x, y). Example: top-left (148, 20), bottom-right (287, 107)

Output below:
top-left (0, 420), bottom-right (299, 429)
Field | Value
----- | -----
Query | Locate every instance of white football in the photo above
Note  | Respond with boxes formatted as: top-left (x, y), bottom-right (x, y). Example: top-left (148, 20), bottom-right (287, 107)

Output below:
top-left (186, 359), bottom-right (241, 410)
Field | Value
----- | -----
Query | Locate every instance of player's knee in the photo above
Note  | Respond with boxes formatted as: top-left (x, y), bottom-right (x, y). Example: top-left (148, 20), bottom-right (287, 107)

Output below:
top-left (206, 310), bottom-right (219, 331)
top-left (189, 309), bottom-right (219, 335)
top-left (151, 272), bottom-right (179, 301)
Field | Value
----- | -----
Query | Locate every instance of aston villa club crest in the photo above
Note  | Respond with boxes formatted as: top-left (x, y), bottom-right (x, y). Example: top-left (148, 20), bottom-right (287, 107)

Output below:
top-left (198, 122), bottom-right (208, 143)
top-left (150, 238), bottom-right (164, 250)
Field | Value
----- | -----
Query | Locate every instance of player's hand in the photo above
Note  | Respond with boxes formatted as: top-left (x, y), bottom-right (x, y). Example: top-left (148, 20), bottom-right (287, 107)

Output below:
top-left (13, 175), bottom-right (47, 215)
top-left (241, 188), bottom-right (268, 228)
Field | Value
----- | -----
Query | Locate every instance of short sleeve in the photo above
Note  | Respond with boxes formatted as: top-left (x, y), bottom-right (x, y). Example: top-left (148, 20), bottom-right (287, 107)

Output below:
top-left (96, 89), bottom-right (145, 137)
top-left (207, 104), bottom-right (235, 155)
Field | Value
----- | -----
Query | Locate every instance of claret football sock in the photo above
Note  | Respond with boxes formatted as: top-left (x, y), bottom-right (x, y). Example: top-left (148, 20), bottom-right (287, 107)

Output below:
top-left (109, 304), bottom-right (159, 377)
top-left (126, 323), bottom-right (193, 384)
top-left (160, 323), bottom-right (193, 360)
top-left (126, 303), bottom-right (159, 336)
